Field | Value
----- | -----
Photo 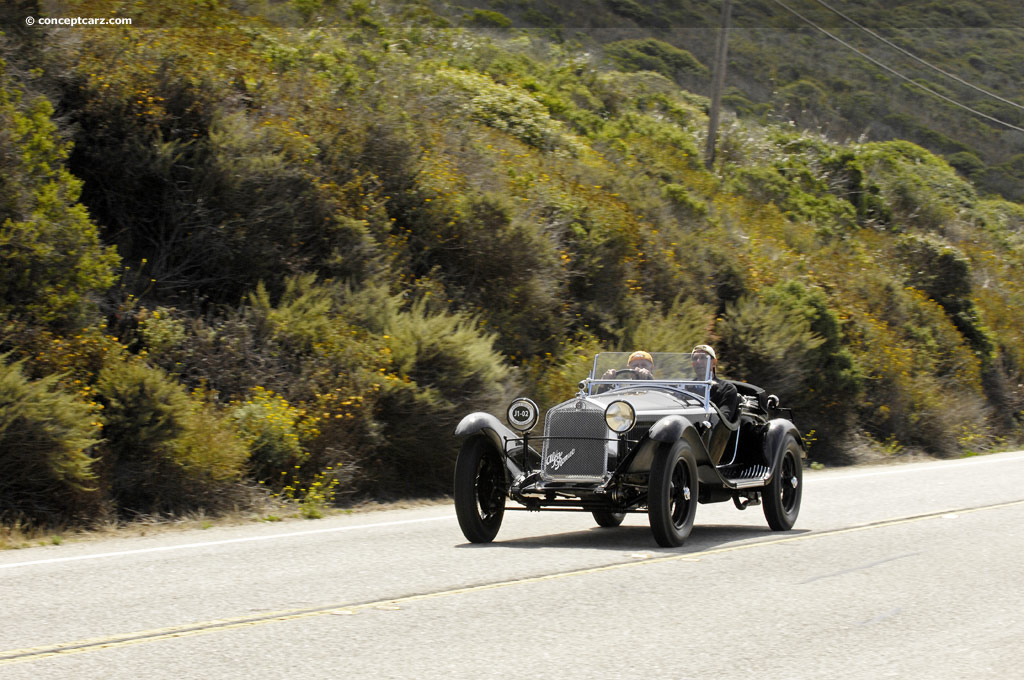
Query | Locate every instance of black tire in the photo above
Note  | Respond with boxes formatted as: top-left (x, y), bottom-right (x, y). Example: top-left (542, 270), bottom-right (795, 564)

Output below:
top-left (592, 511), bottom-right (626, 528)
top-left (648, 442), bottom-right (698, 547)
top-left (454, 436), bottom-right (508, 543)
top-left (763, 434), bottom-right (803, 531)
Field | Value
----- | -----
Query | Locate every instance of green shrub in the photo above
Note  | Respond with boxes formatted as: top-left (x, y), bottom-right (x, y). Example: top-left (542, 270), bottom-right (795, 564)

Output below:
top-left (437, 67), bottom-right (575, 150)
top-left (661, 184), bottom-right (709, 221)
top-left (776, 79), bottom-right (831, 114)
top-left (604, 39), bottom-right (708, 83)
top-left (205, 274), bottom-right (515, 498)
top-left (177, 394), bottom-right (255, 491)
top-left (859, 141), bottom-right (977, 232)
top-left (895, 233), bottom-right (993, 358)
top-left (399, 192), bottom-right (568, 359)
top-left (0, 61), bottom-right (118, 326)
top-left (95, 358), bottom-right (248, 516)
top-left (623, 295), bottom-right (714, 353)
top-left (466, 9), bottom-right (512, 28)
top-left (947, 151), bottom-right (985, 179)
top-left (716, 294), bottom-right (826, 395)
top-left (715, 290), bottom-right (855, 452)
top-left (603, 0), bottom-right (668, 27)
top-left (721, 130), bottom-right (877, 230)
top-left (605, 0), bottom-right (650, 23)
top-left (820, 151), bottom-right (890, 227)
top-left (247, 274), bottom-right (336, 355)
top-left (522, 334), bottom-right (604, 408)
top-left (387, 299), bottom-right (511, 406)
top-left (345, 293), bottom-right (514, 496)
top-left (0, 355), bottom-right (102, 524)
top-left (908, 377), bottom-right (993, 457)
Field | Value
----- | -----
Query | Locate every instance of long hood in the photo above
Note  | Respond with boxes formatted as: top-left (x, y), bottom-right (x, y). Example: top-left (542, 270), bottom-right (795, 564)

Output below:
top-left (563, 388), bottom-right (702, 419)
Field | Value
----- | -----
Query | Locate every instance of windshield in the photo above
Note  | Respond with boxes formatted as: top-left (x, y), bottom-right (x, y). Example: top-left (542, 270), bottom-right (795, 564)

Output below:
top-left (590, 352), bottom-right (712, 382)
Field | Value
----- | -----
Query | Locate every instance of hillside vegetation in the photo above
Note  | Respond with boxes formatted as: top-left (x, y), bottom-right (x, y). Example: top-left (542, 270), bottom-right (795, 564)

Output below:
top-left (1, 0), bottom-right (1023, 527)
top-left (441, 0), bottom-right (1024, 202)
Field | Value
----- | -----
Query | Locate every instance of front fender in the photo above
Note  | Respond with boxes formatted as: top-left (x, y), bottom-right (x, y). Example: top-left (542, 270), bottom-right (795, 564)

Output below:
top-left (456, 411), bottom-right (512, 438)
top-left (632, 415), bottom-right (711, 471)
top-left (455, 412), bottom-right (516, 450)
top-left (763, 418), bottom-right (804, 472)
top-left (649, 415), bottom-right (689, 443)
top-left (455, 412), bottom-right (525, 478)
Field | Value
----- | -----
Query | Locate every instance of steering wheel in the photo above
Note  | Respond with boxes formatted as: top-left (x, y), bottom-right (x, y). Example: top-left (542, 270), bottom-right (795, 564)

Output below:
top-left (613, 368), bottom-right (641, 379)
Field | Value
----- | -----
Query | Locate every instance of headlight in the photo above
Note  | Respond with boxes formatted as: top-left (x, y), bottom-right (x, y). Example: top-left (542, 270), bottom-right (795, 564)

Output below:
top-left (507, 397), bottom-right (539, 433)
top-left (604, 400), bottom-right (635, 433)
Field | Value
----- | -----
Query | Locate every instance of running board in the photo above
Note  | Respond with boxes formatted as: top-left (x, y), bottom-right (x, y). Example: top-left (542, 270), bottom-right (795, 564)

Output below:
top-left (716, 463), bottom-right (770, 489)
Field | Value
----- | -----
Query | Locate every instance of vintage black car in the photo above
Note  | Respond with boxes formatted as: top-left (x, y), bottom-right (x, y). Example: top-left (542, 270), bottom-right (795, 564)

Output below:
top-left (454, 351), bottom-right (804, 547)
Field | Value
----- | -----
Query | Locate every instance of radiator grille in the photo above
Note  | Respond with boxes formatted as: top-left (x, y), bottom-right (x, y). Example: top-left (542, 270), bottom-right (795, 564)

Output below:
top-left (541, 401), bottom-right (611, 481)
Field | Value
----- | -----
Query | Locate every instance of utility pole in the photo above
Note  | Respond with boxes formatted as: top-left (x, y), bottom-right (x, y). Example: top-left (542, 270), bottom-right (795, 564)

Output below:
top-left (705, 0), bottom-right (733, 170)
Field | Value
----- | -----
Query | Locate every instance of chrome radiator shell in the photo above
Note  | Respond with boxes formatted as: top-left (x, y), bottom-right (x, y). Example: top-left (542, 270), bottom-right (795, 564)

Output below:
top-left (540, 400), bottom-right (613, 482)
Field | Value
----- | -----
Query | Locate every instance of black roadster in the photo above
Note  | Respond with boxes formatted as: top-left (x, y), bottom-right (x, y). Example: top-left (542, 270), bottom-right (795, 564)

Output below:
top-left (454, 352), bottom-right (804, 547)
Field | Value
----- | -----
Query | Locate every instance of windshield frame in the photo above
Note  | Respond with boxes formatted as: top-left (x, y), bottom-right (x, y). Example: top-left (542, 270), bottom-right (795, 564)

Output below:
top-left (584, 352), bottom-right (714, 407)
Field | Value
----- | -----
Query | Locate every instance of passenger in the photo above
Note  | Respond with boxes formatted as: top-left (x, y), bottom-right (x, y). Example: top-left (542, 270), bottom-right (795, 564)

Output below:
top-left (691, 344), bottom-right (740, 420)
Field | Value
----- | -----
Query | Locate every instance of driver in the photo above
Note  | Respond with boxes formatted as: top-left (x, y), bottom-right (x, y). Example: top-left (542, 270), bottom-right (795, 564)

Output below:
top-left (601, 350), bottom-right (655, 381)
top-left (691, 344), bottom-right (739, 420)
top-left (594, 350), bottom-right (654, 393)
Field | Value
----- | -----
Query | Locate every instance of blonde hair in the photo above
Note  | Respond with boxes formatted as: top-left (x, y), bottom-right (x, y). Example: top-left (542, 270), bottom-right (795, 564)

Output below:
top-left (628, 350), bottom-right (653, 365)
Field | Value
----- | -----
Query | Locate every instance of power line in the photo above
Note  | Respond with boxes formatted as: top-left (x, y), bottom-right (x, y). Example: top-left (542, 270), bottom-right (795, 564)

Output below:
top-left (765, 0), bottom-right (1024, 134)
top-left (810, 0), bottom-right (1024, 114)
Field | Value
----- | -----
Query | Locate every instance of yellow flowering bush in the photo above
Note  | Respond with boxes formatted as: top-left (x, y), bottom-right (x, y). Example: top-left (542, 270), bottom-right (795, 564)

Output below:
top-left (230, 386), bottom-right (318, 482)
top-left (273, 466), bottom-right (341, 519)
top-left (137, 307), bottom-right (187, 354)
top-left (431, 67), bottom-right (583, 152)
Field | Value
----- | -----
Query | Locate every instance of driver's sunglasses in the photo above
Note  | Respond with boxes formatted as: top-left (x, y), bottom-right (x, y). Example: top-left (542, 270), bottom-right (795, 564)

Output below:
top-left (628, 359), bottom-right (653, 371)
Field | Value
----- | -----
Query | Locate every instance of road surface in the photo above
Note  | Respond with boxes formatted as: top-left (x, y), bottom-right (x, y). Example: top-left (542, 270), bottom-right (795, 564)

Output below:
top-left (2, 452), bottom-right (1023, 679)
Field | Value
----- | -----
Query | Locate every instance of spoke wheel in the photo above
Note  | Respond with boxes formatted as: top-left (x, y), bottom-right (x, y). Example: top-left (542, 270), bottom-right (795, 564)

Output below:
top-left (763, 434), bottom-right (803, 531)
top-left (648, 442), bottom-right (698, 547)
top-left (454, 436), bottom-right (507, 543)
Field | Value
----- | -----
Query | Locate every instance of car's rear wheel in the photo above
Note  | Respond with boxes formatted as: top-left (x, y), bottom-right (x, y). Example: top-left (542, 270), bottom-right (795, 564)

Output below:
top-left (592, 511), bottom-right (626, 528)
top-left (763, 434), bottom-right (803, 531)
top-left (454, 436), bottom-right (507, 543)
top-left (648, 442), bottom-right (698, 547)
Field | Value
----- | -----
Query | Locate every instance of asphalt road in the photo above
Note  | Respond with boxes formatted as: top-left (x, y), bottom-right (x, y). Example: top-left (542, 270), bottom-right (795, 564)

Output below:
top-left (3, 451), bottom-right (1024, 679)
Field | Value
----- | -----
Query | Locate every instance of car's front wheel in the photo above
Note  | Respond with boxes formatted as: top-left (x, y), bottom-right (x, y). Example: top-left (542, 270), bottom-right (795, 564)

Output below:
top-left (454, 435), bottom-right (508, 543)
top-left (763, 434), bottom-right (803, 531)
top-left (648, 442), bottom-right (698, 547)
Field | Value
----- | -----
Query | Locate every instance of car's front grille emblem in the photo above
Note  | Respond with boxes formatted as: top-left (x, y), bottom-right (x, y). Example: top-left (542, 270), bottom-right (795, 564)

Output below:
top-left (546, 448), bottom-right (576, 470)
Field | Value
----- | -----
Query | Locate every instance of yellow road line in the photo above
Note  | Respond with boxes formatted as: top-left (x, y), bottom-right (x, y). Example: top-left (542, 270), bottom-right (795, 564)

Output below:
top-left (3, 499), bottom-right (1023, 666)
